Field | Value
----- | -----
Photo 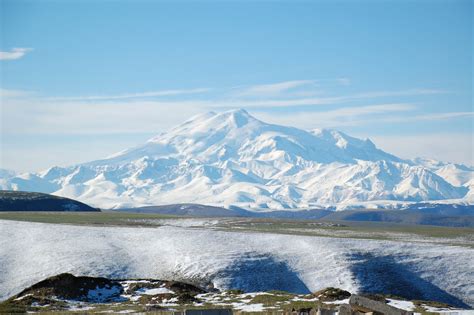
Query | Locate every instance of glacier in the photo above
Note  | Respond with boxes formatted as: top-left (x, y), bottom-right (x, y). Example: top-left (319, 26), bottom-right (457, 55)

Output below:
top-left (1, 109), bottom-right (472, 210)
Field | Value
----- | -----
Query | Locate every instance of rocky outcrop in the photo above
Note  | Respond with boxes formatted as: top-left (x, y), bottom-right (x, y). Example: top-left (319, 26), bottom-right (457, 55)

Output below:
top-left (0, 274), bottom-right (469, 314)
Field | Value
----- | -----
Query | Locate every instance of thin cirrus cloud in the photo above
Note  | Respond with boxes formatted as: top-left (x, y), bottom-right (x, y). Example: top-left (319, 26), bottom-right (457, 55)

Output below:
top-left (46, 88), bottom-right (212, 101)
top-left (7, 96), bottom-right (466, 136)
top-left (253, 103), bottom-right (417, 129)
top-left (371, 133), bottom-right (473, 166)
top-left (413, 111), bottom-right (474, 121)
top-left (236, 80), bottom-right (317, 97)
top-left (34, 79), bottom-right (448, 107)
top-left (214, 88), bottom-right (448, 109)
top-left (356, 111), bottom-right (474, 125)
top-left (1, 81), bottom-right (469, 136)
top-left (2, 82), bottom-right (473, 167)
top-left (0, 48), bottom-right (33, 60)
top-left (234, 78), bottom-right (352, 98)
top-left (0, 88), bottom-right (32, 98)
top-left (352, 88), bottom-right (448, 99)
top-left (335, 77), bottom-right (351, 86)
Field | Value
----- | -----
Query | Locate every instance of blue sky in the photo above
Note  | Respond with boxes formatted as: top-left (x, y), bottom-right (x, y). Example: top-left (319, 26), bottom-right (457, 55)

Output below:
top-left (0, 0), bottom-right (472, 171)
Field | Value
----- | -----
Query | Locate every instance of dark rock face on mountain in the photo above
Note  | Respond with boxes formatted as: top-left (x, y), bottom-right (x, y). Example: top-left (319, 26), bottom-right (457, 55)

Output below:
top-left (0, 190), bottom-right (98, 211)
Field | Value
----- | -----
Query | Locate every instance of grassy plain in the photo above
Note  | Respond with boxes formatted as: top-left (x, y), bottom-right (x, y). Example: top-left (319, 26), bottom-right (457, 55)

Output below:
top-left (0, 211), bottom-right (472, 246)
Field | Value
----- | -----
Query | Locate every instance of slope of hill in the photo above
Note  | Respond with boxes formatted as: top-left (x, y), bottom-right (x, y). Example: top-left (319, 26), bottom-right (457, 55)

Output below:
top-left (1, 220), bottom-right (473, 307)
top-left (0, 109), bottom-right (472, 210)
top-left (0, 190), bottom-right (98, 212)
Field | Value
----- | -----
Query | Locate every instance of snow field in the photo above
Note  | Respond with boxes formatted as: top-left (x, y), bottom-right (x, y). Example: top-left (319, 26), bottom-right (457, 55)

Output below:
top-left (0, 219), bottom-right (473, 308)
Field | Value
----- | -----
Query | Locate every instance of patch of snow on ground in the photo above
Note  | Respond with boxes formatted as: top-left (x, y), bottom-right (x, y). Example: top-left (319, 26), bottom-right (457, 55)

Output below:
top-left (144, 218), bottom-right (221, 228)
top-left (324, 298), bottom-right (350, 304)
top-left (232, 302), bottom-right (265, 312)
top-left (68, 304), bottom-right (96, 311)
top-left (136, 287), bottom-right (174, 295)
top-left (13, 294), bottom-right (33, 301)
top-left (290, 296), bottom-right (319, 302)
top-left (386, 299), bottom-right (415, 311)
top-left (423, 307), bottom-right (474, 314)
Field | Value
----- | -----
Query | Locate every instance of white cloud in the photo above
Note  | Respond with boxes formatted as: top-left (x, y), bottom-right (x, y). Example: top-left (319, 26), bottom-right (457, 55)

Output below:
top-left (47, 88), bottom-right (212, 101)
top-left (0, 48), bottom-right (33, 60)
top-left (336, 77), bottom-right (351, 86)
top-left (236, 80), bottom-right (316, 97)
top-left (371, 133), bottom-right (473, 165)
top-left (253, 103), bottom-right (415, 129)
top-left (1, 83), bottom-right (471, 169)
top-left (356, 111), bottom-right (474, 125)
top-left (412, 111), bottom-right (474, 121)
top-left (353, 89), bottom-right (447, 99)
top-left (1, 98), bottom-right (207, 135)
top-left (3, 88), bottom-right (468, 136)
top-left (217, 88), bottom-right (448, 109)
top-left (0, 88), bottom-right (32, 98)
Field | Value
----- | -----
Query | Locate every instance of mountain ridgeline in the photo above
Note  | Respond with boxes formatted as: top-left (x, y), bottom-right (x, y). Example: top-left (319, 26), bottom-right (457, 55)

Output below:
top-left (0, 109), bottom-right (472, 211)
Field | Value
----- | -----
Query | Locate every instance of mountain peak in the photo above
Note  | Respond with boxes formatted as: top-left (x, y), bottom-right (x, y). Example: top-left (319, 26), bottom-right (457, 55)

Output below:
top-left (2, 110), bottom-right (470, 210)
top-left (169, 108), bottom-right (260, 136)
top-left (223, 108), bottom-right (250, 116)
top-left (214, 108), bottom-right (255, 128)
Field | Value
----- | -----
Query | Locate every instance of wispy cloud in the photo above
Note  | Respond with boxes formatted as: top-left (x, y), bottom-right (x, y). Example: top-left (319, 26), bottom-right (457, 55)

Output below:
top-left (353, 89), bottom-right (447, 99)
top-left (336, 77), bottom-right (351, 86)
top-left (371, 133), bottom-right (473, 165)
top-left (0, 88), bottom-right (32, 98)
top-left (0, 48), bottom-right (33, 60)
top-left (2, 80), bottom-right (471, 169)
top-left (0, 81), bottom-right (461, 136)
top-left (213, 88), bottom-right (448, 109)
top-left (47, 88), bottom-right (212, 101)
top-left (359, 111), bottom-right (474, 125)
top-left (255, 106), bottom-right (472, 129)
top-left (254, 103), bottom-right (416, 129)
top-left (412, 111), bottom-right (474, 121)
top-left (236, 80), bottom-right (316, 97)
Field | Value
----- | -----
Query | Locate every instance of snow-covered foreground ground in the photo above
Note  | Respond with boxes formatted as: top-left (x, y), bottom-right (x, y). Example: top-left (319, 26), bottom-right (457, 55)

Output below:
top-left (0, 219), bottom-right (473, 308)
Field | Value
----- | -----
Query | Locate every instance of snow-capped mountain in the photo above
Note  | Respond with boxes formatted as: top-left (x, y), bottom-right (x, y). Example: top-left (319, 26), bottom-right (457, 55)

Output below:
top-left (1, 109), bottom-right (472, 210)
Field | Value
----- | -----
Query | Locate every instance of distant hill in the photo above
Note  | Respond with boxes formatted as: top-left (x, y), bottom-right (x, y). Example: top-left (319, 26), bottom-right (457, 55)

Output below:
top-left (322, 206), bottom-right (474, 228)
top-left (0, 190), bottom-right (98, 212)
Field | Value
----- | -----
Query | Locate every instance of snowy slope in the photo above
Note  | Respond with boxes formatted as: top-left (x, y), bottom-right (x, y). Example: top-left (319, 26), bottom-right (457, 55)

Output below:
top-left (1, 109), bottom-right (472, 209)
top-left (0, 220), bottom-right (473, 307)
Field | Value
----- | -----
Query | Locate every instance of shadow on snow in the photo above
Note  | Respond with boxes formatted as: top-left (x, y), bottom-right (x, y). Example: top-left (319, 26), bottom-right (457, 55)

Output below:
top-left (215, 253), bottom-right (310, 294)
top-left (348, 253), bottom-right (469, 308)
